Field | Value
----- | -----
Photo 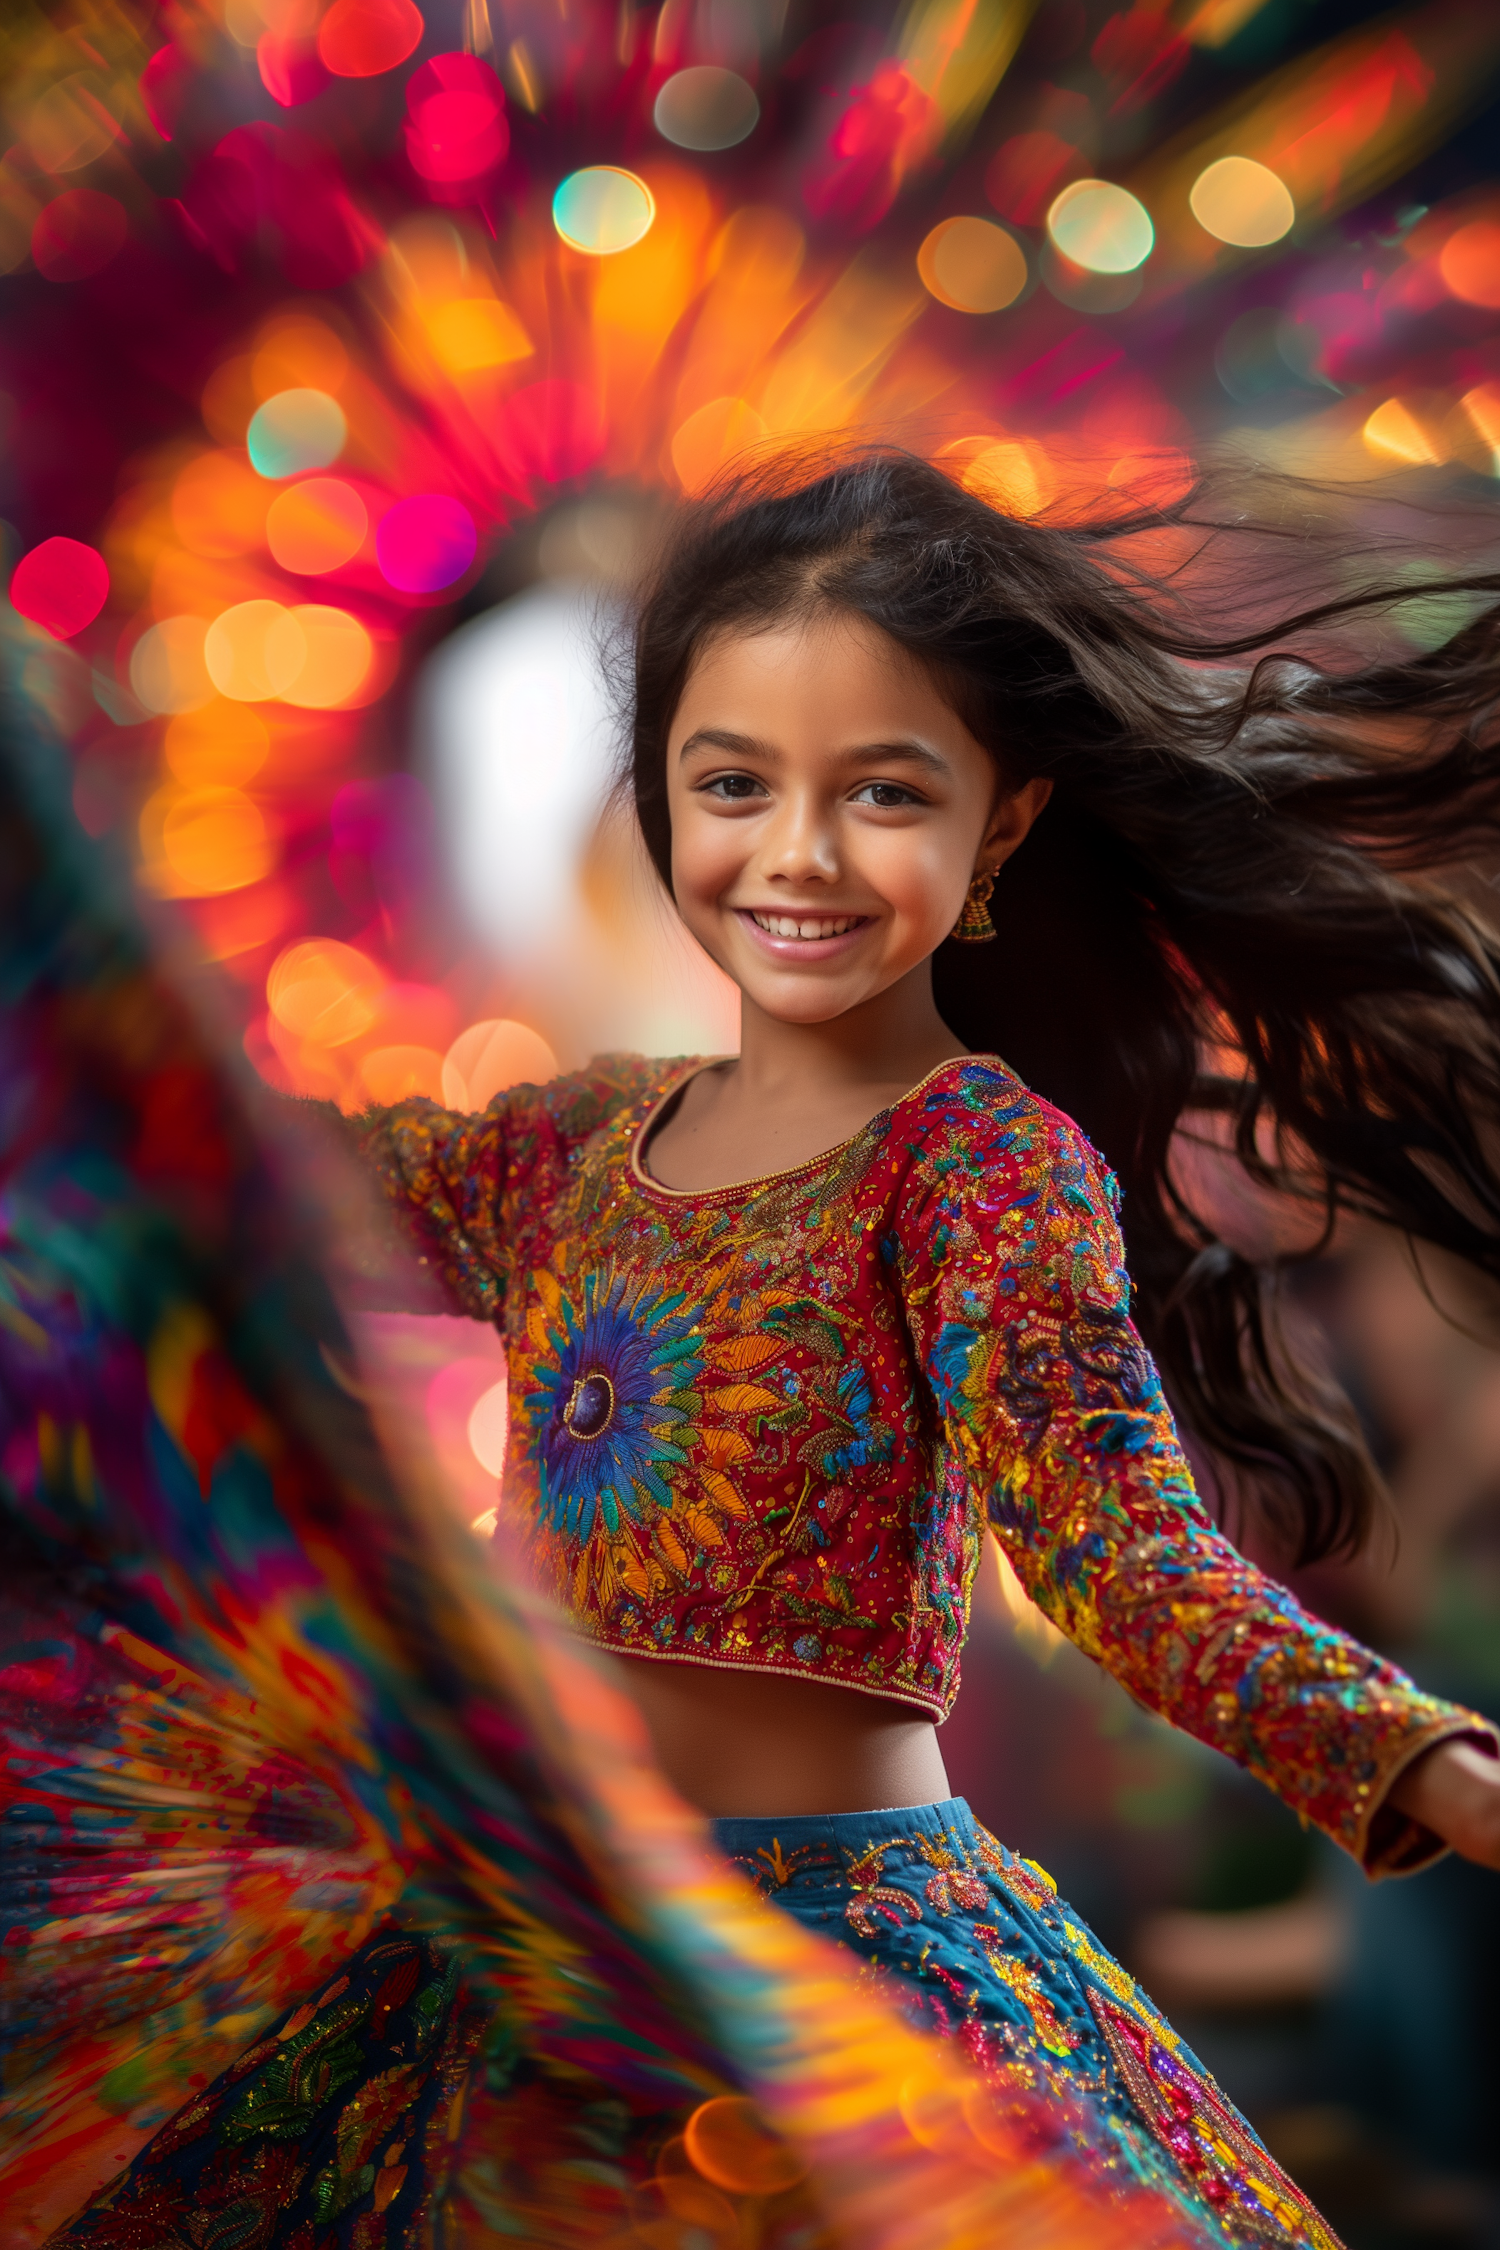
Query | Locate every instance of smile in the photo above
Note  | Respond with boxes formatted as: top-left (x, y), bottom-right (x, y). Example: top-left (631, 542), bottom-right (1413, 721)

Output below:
top-left (748, 911), bottom-right (869, 940)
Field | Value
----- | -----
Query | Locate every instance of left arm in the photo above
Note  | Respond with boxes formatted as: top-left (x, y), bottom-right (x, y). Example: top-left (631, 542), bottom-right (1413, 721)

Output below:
top-left (901, 1093), bottom-right (1499, 1876)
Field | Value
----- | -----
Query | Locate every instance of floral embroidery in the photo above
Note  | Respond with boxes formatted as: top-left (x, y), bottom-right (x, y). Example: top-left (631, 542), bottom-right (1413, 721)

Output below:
top-left (843, 1842), bottom-right (926, 1938)
top-left (526, 1262), bottom-right (705, 1543)
top-left (971, 1929), bottom-right (1080, 2058)
top-left (359, 1052), bottom-right (1491, 1863)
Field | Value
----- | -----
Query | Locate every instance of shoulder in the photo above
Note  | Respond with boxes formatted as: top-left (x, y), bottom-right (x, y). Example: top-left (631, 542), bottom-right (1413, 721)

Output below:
top-left (893, 1056), bottom-right (1121, 1249)
top-left (353, 1053), bottom-right (691, 1188)
top-left (521, 1052), bottom-right (692, 1145)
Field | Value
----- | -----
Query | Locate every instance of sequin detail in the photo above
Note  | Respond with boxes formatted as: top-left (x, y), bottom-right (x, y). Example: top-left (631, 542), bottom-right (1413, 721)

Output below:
top-left (717, 1799), bottom-right (1342, 2250)
top-left (1085, 1989), bottom-right (1340, 2250)
top-left (359, 1054), bottom-right (1492, 1867)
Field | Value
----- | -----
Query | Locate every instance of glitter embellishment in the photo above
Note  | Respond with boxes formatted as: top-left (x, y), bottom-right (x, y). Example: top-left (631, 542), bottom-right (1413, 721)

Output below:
top-left (361, 1051), bottom-right (1494, 1865)
top-left (1086, 1987), bottom-right (1343, 2250)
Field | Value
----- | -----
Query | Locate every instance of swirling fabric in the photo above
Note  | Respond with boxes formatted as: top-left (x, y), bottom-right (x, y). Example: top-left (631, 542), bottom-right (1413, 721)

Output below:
top-left (0, 693), bottom-right (1206, 2246)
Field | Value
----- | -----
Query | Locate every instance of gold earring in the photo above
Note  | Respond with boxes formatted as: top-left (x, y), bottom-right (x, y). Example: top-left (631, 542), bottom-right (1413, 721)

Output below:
top-left (951, 867), bottom-right (996, 944)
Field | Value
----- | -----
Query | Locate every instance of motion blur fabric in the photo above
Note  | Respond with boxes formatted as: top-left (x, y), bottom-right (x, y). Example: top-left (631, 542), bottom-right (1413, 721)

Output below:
top-left (359, 1054), bottom-right (1491, 1873)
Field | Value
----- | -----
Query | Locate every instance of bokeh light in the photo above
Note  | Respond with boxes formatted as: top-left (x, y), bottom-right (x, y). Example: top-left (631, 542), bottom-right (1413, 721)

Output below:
top-left (1046, 180), bottom-right (1154, 275)
top-left (917, 217), bottom-right (1027, 313)
top-left (441, 1019), bottom-right (559, 1110)
top-left (252, 319), bottom-right (350, 400)
top-left (268, 938), bottom-right (384, 1044)
top-left (360, 1043), bottom-right (445, 1101)
top-left (654, 68), bottom-right (760, 153)
top-left (31, 189), bottom-right (127, 283)
top-left (28, 74), bottom-right (119, 173)
top-left (1459, 382), bottom-right (1500, 471)
top-left (1362, 397), bottom-right (1441, 465)
top-left (553, 168), bottom-right (656, 255)
top-left (140, 783), bottom-right (276, 897)
top-left (683, 2099), bottom-right (807, 2195)
top-left (405, 54), bottom-right (509, 184)
top-left (317, 0), bottom-right (423, 77)
top-left (280, 604), bottom-right (374, 706)
top-left (172, 453), bottom-right (270, 558)
top-left (165, 702), bottom-right (269, 787)
top-left (205, 600), bottom-right (307, 701)
top-left (9, 537), bottom-right (108, 639)
top-left (1189, 157), bottom-right (1295, 249)
top-left (671, 397), bottom-right (770, 493)
top-left (129, 617), bottom-right (214, 715)
top-left (247, 390), bottom-right (348, 479)
top-left (1438, 220), bottom-right (1500, 310)
top-left (467, 1378), bottom-right (509, 1476)
top-left (266, 478), bottom-right (369, 573)
top-left (426, 298), bottom-right (533, 373)
top-left (377, 495), bottom-right (477, 592)
top-left (961, 440), bottom-right (1057, 517)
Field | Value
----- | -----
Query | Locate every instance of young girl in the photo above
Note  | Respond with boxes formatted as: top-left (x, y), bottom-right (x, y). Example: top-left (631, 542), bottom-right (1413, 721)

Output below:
top-left (346, 451), bottom-right (1500, 2239)
top-left (28, 449), bottom-right (1500, 2248)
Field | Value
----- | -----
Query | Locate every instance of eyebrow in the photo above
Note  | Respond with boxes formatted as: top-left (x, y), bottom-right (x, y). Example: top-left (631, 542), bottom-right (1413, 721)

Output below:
top-left (678, 729), bottom-right (952, 775)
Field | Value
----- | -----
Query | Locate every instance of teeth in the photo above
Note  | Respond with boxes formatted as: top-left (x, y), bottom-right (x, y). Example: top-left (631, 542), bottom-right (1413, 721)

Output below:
top-left (752, 913), bottom-right (862, 940)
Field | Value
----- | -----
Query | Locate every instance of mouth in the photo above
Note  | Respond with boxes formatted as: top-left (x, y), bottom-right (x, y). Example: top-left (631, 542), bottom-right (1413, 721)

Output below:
top-left (749, 911), bottom-right (868, 940)
top-left (732, 907), bottom-right (874, 964)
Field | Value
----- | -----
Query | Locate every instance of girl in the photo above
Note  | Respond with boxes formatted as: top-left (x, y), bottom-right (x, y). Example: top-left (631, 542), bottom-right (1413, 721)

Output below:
top-left (349, 450), bottom-right (1500, 2240)
top-left (25, 448), bottom-right (1500, 2249)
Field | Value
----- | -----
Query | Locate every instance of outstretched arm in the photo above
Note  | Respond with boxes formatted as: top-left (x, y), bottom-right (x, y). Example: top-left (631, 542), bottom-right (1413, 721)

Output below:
top-left (333, 1053), bottom-right (672, 1322)
top-left (1388, 1738), bottom-right (1500, 1868)
top-left (902, 1092), bottom-right (1498, 1876)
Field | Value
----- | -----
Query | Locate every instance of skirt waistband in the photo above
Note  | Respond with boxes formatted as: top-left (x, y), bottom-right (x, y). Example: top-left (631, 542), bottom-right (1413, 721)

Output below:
top-left (710, 1795), bottom-right (978, 1858)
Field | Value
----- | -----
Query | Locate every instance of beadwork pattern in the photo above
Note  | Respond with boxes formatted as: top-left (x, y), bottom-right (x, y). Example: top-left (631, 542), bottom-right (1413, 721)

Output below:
top-left (360, 1053), bottom-right (1490, 1872)
top-left (716, 1797), bottom-right (1341, 2250)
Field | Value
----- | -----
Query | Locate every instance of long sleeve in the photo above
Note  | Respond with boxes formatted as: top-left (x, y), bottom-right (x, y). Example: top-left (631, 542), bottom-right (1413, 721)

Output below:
top-left (346, 1053), bottom-right (671, 1322)
top-left (899, 1084), bottom-right (1497, 1875)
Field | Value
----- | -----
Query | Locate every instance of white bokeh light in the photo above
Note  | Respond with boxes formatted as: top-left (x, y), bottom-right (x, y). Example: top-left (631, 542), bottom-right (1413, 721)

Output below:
top-left (418, 579), bottom-right (739, 1061)
top-left (423, 583), bottom-right (616, 957)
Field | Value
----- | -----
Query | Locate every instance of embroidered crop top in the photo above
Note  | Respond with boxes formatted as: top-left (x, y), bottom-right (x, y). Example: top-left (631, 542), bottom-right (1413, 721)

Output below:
top-left (354, 1052), bottom-right (1494, 1874)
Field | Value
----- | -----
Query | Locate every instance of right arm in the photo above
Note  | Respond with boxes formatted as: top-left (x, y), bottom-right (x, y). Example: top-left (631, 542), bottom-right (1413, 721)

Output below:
top-left (343, 1054), bottom-right (670, 1322)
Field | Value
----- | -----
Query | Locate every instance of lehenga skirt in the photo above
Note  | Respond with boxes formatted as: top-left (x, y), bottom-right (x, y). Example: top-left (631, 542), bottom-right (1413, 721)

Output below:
top-left (713, 1797), bottom-right (1339, 2250)
top-left (48, 1801), bottom-right (1339, 2250)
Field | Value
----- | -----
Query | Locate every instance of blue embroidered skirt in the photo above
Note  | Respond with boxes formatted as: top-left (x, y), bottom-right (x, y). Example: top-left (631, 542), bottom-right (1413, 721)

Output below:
top-left (53, 1801), bottom-right (1340, 2249)
top-left (713, 1797), bottom-right (1339, 2250)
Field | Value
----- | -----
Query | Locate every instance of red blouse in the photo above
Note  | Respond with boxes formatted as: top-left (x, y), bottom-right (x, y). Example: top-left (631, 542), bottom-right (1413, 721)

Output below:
top-left (357, 1052), bottom-right (1492, 1873)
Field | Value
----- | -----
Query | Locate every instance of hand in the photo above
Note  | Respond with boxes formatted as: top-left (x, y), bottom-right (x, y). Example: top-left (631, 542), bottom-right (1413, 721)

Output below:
top-left (1386, 1738), bottom-right (1500, 1869)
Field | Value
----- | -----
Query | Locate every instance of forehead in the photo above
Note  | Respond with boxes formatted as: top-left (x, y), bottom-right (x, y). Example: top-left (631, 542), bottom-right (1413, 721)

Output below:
top-left (673, 610), bottom-right (951, 732)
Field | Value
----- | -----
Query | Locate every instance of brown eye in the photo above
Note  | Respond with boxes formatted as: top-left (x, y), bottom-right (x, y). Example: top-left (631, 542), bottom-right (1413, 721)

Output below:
top-left (855, 781), bottom-right (919, 809)
top-left (705, 773), bottom-right (764, 799)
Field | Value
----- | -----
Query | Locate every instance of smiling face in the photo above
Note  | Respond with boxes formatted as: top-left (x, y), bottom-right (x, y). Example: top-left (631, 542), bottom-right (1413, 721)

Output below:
top-left (664, 609), bottom-right (1050, 1028)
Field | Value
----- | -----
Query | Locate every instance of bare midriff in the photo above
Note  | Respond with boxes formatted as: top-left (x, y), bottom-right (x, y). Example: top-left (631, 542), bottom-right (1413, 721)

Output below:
top-left (611, 1651), bottom-right (951, 1818)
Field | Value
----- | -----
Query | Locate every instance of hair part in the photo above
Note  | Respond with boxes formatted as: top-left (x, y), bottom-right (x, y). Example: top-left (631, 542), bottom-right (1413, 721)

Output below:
top-left (622, 443), bottom-right (1500, 1565)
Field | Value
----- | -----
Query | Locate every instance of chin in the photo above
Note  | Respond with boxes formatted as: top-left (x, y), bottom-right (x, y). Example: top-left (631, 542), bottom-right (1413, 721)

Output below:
top-left (746, 980), bottom-right (870, 1025)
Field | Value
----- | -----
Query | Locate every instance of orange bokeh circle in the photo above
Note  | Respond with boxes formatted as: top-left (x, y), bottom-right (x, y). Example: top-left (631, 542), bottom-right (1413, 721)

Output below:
top-left (682, 2097), bottom-right (807, 2196)
top-left (1439, 220), bottom-right (1500, 311)
top-left (267, 478), bottom-right (368, 573)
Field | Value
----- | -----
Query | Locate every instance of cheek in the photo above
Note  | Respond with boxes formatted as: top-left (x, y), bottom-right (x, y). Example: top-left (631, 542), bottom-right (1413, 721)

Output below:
top-left (861, 826), bottom-right (969, 930)
top-left (669, 802), bottom-right (745, 906)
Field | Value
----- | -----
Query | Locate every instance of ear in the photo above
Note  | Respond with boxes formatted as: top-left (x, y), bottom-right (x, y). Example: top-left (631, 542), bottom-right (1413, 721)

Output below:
top-left (982, 776), bottom-right (1052, 872)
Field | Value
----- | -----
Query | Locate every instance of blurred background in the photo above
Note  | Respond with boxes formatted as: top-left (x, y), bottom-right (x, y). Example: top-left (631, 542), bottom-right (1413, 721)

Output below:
top-left (4, 0), bottom-right (1500, 2238)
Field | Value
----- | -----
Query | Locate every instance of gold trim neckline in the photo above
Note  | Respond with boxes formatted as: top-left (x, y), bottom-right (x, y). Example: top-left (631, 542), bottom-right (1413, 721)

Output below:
top-left (629, 1051), bottom-right (1010, 1203)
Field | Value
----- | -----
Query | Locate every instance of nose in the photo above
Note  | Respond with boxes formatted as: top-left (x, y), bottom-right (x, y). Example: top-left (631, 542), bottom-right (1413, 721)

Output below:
top-left (759, 783), bottom-right (840, 887)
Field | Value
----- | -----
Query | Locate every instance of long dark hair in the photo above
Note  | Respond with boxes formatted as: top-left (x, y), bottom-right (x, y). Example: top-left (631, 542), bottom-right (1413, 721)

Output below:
top-left (624, 446), bottom-right (1500, 1564)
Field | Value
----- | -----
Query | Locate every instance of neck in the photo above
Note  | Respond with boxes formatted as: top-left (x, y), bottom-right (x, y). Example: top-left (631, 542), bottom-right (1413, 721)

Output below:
top-left (731, 959), bottom-right (965, 1100)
